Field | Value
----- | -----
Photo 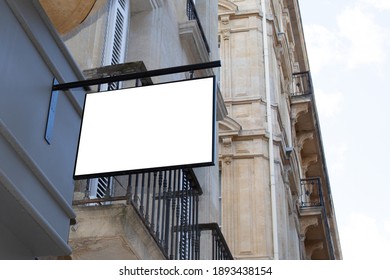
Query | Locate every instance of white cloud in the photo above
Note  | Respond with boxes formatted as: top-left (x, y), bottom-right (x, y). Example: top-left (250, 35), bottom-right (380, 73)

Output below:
top-left (385, 220), bottom-right (390, 234)
top-left (359, 0), bottom-right (390, 10)
top-left (303, 4), bottom-right (388, 71)
top-left (325, 142), bottom-right (348, 176)
top-left (304, 24), bottom-right (343, 73)
top-left (314, 89), bottom-right (344, 118)
top-left (312, 89), bottom-right (346, 174)
top-left (337, 6), bottom-right (387, 68)
top-left (340, 213), bottom-right (390, 260)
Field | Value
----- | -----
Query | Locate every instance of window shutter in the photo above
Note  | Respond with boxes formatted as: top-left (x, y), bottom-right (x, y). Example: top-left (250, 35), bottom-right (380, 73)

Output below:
top-left (88, 0), bottom-right (129, 199)
top-left (88, 177), bottom-right (112, 199)
top-left (96, 177), bottom-right (112, 198)
top-left (104, 0), bottom-right (129, 90)
top-left (103, 0), bottom-right (129, 66)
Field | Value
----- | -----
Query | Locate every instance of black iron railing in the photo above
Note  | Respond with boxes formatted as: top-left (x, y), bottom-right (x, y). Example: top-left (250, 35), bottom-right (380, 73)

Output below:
top-left (291, 71), bottom-right (313, 97)
top-left (127, 169), bottom-right (202, 260)
top-left (199, 223), bottom-right (234, 260)
top-left (299, 178), bottom-right (335, 259)
top-left (299, 178), bottom-right (323, 208)
top-left (186, 0), bottom-right (210, 53)
top-left (74, 168), bottom-right (232, 260)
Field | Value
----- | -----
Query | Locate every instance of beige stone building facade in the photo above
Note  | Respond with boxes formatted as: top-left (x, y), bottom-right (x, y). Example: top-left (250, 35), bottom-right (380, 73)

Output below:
top-left (217, 0), bottom-right (342, 259)
top-left (38, 0), bottom-right (341, 260)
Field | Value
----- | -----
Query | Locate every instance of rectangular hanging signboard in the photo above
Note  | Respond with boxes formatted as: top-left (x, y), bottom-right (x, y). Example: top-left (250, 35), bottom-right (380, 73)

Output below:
top-left (73, 76), bottom-right (216, 179)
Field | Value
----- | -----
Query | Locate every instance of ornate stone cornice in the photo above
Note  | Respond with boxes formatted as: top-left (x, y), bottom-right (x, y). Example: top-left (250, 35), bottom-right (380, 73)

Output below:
top-left (218, 0), bottom-right (239, 14)
top-left (219, 116), bottom-right (242, 136)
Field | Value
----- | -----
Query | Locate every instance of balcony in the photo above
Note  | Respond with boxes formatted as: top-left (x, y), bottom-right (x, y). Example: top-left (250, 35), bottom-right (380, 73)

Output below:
top-left (290, 72), bottom-right (328, 182)
top-left (186, 0), bottom-right (210, 53)
top-left (298, 178), bottom-right (335, 260)
top-left (299, 178), bottom-right (323, 210)
top-left (180, 0), bottom-right (211, 72)
top-left (71, 168), bottom-right (232, 260)
top-left (198, 223), bottom-right (233, 260)
top-left (290, 72), bottom-right (317, 175)
top-left (291, 71), bottom-right (313, 97)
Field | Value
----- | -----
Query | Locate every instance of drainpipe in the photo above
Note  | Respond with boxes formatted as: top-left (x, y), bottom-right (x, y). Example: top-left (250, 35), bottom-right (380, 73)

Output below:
top-left (262, 0), bottom-right (279, 260)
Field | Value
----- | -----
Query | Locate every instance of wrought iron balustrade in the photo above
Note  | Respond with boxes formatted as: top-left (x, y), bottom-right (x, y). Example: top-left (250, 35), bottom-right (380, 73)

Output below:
top-left (186, 0), bottom-right (210, 53)
top-left (73, 168), bottom-right (232, 260)
top-left (199, 223), bottom-right (234, 260)
top-left (127, 168), bottom-right (202, 260)
top-left (299, 178), bottom-right (323, 208)
top-left (291, 71), bottom-right (313, 97)
top-left (299, 177), bottom-right (335, 259)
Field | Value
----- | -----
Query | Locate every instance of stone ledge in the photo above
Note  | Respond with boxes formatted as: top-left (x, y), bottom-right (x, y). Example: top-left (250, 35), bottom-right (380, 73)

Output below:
top-left (69, 203), bottom-right (166, 260)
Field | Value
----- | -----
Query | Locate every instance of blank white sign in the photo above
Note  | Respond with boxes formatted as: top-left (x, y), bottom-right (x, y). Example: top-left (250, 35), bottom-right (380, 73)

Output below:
top-left (73, 76), bottom-right (215, 179)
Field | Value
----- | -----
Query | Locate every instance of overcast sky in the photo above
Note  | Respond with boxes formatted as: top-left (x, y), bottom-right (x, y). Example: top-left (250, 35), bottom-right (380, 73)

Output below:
top-left (299, 0), bottom-right (390, 260)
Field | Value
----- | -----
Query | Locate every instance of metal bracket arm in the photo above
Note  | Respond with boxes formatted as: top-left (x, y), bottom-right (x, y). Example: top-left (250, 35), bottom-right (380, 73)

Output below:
top-left (44, 61), bottom-right (221, 144)
top-left (52, 60), bottom-right (221, 91)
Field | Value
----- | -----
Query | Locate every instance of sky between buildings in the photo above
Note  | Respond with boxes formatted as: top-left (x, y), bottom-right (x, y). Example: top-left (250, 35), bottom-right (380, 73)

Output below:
top-left (299, 0), bottom-right (390, 260)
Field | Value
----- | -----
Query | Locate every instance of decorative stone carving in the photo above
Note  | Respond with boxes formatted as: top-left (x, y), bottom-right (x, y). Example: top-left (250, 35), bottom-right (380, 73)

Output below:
top-left (223, 156), bottom-right (232, 165)
top-left (220, 14), bottom-right (231, 41)
top-left (222, 29), bottom-right (231, 40)
top-left (306, 241), bottom-right (324, 260)
top-left (221, 136), bottom-right (234, 166)
top-left (223, 136), bottom-right (233, 148)
top-left (299, 216), bottom-right (318, 236)
top-left (221, 15), bottom-right (230, 25)
top-left (296, 131), bottom-right (314, 153)
top-left (301, 154), bottom-right (318, 176)
top-left (291, 102), bottom-right (309, 126)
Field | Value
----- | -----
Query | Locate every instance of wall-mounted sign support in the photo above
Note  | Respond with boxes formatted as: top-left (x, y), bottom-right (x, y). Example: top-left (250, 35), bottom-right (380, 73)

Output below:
top-left (52, 60), bottom-right (220, 91)
top-left (44, 60), bottom-right (221, 144)
top-left (45, 61), bottom-right (221, 180)
top-left (45, 79), bottom-right (59, 144)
